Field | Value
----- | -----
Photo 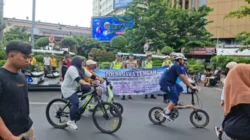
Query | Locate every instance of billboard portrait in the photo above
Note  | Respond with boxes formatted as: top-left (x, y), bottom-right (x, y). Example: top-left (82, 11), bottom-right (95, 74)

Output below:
top-left (91, 16), bottom-right (134, 42)
top-left (113, 0), bottom-right (133, 9)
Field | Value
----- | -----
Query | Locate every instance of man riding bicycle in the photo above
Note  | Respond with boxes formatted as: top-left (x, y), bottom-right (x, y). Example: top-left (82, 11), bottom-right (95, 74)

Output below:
top-left (159, 54), bottom-right (197, 121)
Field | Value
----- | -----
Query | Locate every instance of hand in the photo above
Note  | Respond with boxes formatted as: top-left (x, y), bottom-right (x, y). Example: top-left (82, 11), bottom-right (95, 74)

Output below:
top-left (220, 101), bottom-right (224, 106)
top-left (59, 76), bottom-right (63, 81)
top-left (83, 81), bottom-right (91, 86)
top-left (98, 77), bottom-right (104, 83)
top-left (191, 86), bottom-right (198, 90)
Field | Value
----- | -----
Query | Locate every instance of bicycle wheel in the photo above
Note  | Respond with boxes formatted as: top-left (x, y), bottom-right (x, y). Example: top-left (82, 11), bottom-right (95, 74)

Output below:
top-left (190, 109), bottom-right (209, 128)
top-left (148, 107), bottom-right (166, 125)
top-left (46, 98), bottom-right (70, 129)
top-left (92, 102), bottom-right (122, 134)
top-left (111, 102), bottom-right (124, 115)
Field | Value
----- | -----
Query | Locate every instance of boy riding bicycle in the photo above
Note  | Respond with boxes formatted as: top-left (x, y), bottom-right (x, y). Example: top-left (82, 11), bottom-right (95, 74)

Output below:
top-left (159, 54), bottom-right (197, 121)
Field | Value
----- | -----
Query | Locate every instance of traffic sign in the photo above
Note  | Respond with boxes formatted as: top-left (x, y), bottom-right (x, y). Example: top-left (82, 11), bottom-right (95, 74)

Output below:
top-left (48, 34), bottom-right (55, 43)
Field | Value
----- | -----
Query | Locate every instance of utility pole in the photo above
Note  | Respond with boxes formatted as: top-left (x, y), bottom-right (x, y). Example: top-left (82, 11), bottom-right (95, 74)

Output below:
top-left (31, 0), bottom-right (36, 48)
top-left (0, 0), bottom-right (4, 49)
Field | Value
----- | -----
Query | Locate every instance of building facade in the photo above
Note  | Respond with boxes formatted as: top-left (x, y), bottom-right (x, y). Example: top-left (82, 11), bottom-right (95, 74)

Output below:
top-left (92, 0), bottom-right (126, 16)
top-left (4, 18), bottom-right (91, 39)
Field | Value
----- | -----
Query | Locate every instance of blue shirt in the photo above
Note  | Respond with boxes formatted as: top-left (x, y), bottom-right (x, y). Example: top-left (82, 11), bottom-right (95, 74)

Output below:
top-left (180, 64), bottom-right (187, 75)
top-left (159, 63), bottom-right (184, 86)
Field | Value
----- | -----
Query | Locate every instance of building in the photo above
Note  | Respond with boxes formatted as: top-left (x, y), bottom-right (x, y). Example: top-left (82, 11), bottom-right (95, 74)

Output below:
top-left (4, 18), bottom-right (91, 40)
top-left (92, 0), bottom-right (126, 16)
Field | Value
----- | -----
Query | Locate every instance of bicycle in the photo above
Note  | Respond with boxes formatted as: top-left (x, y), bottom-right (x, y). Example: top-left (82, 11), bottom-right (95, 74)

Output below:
top-left (46, 86), bottom-right (123, 134)
top-left (85, 78), bottom-right (124, 115)
top-left (148, 88), bottom-right (210, 128)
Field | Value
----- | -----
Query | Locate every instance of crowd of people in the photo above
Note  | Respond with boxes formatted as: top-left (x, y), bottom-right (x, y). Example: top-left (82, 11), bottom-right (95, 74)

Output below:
top-left (0, 40), bottom-right (250, 140)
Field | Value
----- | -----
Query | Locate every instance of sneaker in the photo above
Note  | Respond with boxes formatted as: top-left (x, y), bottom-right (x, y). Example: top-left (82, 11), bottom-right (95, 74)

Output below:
top-left (214, 126), bottom-right (223, 140)
top-left (67, 120), bottom-right (78, 130)
top-left (121, 96), bottom-right (126, 100)
top-left (145, 95), bottom-right (148, 99)
top-left (150, 95), bottom-right (156, 99)
top-left (161, 111), bottom-right (174, 121)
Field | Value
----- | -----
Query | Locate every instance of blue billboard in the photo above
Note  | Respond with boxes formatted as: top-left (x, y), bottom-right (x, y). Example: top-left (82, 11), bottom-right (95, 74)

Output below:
top-left (91, 16), bottom-right (134, 42)
top-left (113, 0), bottom-right (133, 9)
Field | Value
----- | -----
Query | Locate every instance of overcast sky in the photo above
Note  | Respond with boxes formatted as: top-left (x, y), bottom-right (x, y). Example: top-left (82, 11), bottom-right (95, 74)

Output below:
top-left (4, 0), bottom-right (93, 27)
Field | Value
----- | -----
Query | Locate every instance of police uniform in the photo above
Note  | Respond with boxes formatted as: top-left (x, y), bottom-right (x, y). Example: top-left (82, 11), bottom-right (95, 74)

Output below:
top-left (143, 60), bottom-right (156, 99)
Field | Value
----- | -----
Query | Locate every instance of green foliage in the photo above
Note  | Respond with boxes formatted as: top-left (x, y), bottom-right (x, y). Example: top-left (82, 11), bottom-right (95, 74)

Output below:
top-left (35, 37), bottom-right (49, 48)
top-left (34, 54), bottom-right (44, 63)
top-left (225, 0), bottom-right (250, 18)
top-left (235, 32), bottom-right (250, 50)
top-left (152, 58), bottom-right (163, 68)
top-left (0, 60), bottom-right (6, 66)
top-left (210, 55), bottom-right (250, 71)
top-left (121, 0), bottom-right (214, 53)
top-left (99, 62), bottom-right (111, 69)
top-left (160, 46), bottom-right (174, 55)
top-left (110, 35), bottom-right (128, 52)
top-left (4, 27), bottom-right (30, 42)
top-left (0, 49), bottom-right (6, 60)
top-left (187, 59), bottom-right (205, 73)
top-left (89, 48), bottom-right (114, 62)
top-left (61, 37), bottom-right (78, 54)
top-left (73, 36), bottom-right (102, 57)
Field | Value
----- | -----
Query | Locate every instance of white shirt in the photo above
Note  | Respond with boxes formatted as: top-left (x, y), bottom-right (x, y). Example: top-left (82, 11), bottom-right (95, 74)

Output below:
top-left (43, 57), bottom-right (51, 66)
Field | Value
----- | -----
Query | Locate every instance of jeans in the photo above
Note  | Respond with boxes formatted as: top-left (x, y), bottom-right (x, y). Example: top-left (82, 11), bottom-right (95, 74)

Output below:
top-left (68, 85), bottom-right (91, 121)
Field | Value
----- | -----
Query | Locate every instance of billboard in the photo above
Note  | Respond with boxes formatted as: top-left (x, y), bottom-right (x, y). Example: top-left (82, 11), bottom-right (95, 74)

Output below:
top-left (91, 16), bottom-right (134, 42)
top-left (113, 0), bottom-right (133, 9)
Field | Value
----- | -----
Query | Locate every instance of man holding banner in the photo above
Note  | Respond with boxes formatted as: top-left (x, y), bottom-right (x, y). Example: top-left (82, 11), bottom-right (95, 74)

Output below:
top-left (159, 54), bottom-right (197, 121)
top-left (142, 54), bottom-right (156, 99)
top-left (121, 54), bottom-right (138, 100)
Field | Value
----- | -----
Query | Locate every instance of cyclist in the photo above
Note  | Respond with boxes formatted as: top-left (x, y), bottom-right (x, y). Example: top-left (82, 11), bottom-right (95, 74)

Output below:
top-left (159, 54), bottom-right (197, 121)
top-left (61, 56), bottom-right (103, 130)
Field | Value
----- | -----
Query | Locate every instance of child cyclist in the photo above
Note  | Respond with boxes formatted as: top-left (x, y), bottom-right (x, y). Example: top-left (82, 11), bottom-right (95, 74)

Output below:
top-left (159, 54), bottom-right (197, 121)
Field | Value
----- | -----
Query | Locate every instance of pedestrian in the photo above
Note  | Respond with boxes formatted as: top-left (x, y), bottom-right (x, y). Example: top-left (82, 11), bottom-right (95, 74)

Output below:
top-left (122, 53), bottom-right (138, 100)
top-left (221, 64), bottom-right (250, 140)
top-left (59, 51), bottom-right (71, 81)
top-left (43, 54), bottom-right (51, 75)
top-left (142, 54), bottom-right (156, 99)
top-left (0, 41), bottom-right (35, 140)
top-left (214, 62), bottom-right (237, 140)
top-left (50, 54), bottom-right (57, 71)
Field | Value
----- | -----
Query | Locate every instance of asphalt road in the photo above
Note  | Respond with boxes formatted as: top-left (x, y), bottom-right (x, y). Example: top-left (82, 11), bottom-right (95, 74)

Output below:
top-left (28, 86), bottom-right (231, 140)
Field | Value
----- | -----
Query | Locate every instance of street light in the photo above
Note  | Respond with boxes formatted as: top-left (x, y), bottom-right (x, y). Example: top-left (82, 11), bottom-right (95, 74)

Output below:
top-left (31, 0), bottom-right (36, 48)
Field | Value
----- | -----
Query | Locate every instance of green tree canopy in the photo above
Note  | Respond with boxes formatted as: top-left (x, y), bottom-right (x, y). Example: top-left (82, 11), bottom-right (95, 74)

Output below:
top-left (4, 27), bottom-right (30, 42)
top-left (225, 0), bottom-right (250, 18)
top-left (160, 46), bottom-right (174, 55)
top-left (110, 35), bottom-right (128, 52)
top-left (35, 37), bottom-right (49, 48)
top-left (61, 37), bottom-right (78, 54)
top-left (120, 0), bottom-right (213, 53)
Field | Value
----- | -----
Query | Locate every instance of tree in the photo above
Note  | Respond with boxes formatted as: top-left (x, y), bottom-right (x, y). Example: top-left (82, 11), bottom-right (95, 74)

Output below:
top-left (4, 27), bottom-right (30, 42)
top-left (35, 37), bottom-right (49, 48)
top-left (226, 0), bottom-right (250, 50)
top-left (89, 48), bottom-right (114, 62)
top-left (110, 35), bottom-right (128, 52)
top-left (73, 36), bottom-right (102, 57)
top-left (120, 0), bottom-right (213, 53)
top-left (225, 0), bottom-right (250, 18)
top-left (160, 46), bottom-right (174, 55)
top-left (61, 37), bottom-right (78, 54)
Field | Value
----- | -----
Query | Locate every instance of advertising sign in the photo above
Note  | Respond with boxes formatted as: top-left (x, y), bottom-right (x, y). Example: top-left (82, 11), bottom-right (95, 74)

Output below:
top-left (188, 47), bottom-right (216, 55)
top-left (113, 0), bottom-right (133, 9)
top-left (91, 16), bottom-right (134, 42)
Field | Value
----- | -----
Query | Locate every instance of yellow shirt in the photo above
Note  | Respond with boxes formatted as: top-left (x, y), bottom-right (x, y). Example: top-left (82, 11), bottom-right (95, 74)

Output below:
top-left (30, 57), bottom-right (37, 65)
top-left (84, 67), bottom-right (99, 83)
top-left (50, 58), bottom-right (57, 67)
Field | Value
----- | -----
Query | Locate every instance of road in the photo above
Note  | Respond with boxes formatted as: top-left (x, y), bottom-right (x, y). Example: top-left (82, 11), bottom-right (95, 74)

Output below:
top-left (28, 86), bottom-right (230, 140)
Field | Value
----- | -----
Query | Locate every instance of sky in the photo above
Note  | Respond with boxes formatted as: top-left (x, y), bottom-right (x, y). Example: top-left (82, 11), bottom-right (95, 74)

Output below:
top-left (4, 0), bottom-right (93, 27)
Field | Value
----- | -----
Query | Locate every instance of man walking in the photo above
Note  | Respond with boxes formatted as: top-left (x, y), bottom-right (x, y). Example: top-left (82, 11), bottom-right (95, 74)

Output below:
top-left (0, 41), bottom-right (35, 140)
top-left (142, 54), bottom-right (156, 99)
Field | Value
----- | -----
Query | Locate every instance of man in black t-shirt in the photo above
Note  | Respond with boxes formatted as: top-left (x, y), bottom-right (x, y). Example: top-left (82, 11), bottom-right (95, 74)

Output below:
top-left (0, 41), bottom-right (34, 140)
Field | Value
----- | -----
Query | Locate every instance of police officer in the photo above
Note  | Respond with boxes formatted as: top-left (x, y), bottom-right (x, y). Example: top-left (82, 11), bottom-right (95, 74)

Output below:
top-left (142, 54), bottom-right (156, 99)
top-left (110, 54), bottom-right (123, 69)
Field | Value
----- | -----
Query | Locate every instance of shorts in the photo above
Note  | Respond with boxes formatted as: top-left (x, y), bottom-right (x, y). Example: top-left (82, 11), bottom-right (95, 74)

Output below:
top-left (161, 84), bottom-right (183, 104)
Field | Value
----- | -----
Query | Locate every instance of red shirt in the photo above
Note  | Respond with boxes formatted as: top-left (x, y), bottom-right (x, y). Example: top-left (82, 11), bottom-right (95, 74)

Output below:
top-left (61, 58), bottom-right (71, 67)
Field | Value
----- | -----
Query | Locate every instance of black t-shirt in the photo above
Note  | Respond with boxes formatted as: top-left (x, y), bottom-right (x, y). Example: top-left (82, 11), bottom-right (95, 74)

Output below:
top-left (0, 68), bottom-right (33, 136)
top-left (223, 104), bottom-right (250, 139)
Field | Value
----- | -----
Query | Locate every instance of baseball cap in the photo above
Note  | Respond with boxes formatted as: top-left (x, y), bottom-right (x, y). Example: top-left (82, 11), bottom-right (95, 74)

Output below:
top-left (86, 60), bottom-right (97, 65)
top-left (146, 54), bottom-right (152, 57)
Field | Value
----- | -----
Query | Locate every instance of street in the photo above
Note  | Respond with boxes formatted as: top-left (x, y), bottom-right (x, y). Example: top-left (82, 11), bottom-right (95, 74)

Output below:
top-left (29, 86), bottom-right (230, 140)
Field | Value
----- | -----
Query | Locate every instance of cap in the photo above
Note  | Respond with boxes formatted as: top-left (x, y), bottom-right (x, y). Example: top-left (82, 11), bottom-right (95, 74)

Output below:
top-left (116, 54), bottom-right (121, 57)
top-left (136, 56), bottom-right (141, 59)
top-left (146, 54), bottom-right (152, 57)
top-left (129, 53), bottom-right (134, 56)
top-left (226, 62), bottom-right (237, 69)
top-left (86, 60), bottom-right (97, 65)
